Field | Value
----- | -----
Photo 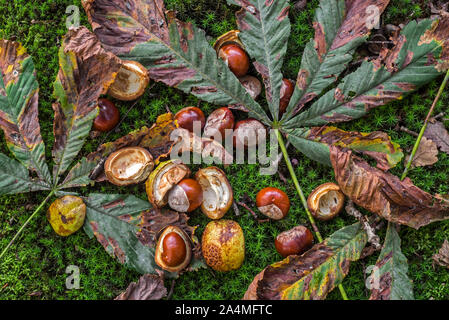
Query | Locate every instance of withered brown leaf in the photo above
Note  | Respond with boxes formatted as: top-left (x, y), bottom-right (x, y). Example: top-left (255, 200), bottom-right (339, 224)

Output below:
top-left (432, 239), bottom-right (449, 268)
top-left (331, 146), bottom-right (449, 229)
top-left (115, 274), bottom-right (167, 300)
top-left (424, 120), bottom-right (449, 154)
top-left (404, 136), bottom-right (438, 168)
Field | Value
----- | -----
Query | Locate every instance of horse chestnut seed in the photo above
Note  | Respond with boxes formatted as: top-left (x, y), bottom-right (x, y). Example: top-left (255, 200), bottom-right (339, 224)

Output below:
top-left (168, 178), bottom-right (203, 213)
top-left (233, 118), bottom-right (266, 148)
top-left (161, 232), bottom-right (187, 267)
top-left (279, 79), bottom-right (294, 116)
top-left (256, 187), bottom-right (290, 220)
top-left (203, 107), bottom-right (235, 139)
top-left (93, 98), bottom-right (120, 132)
top-left (275, 226), bottom-right (314, 258)
top-left (174, 106), bottom-right (206, 133)
top-left (218, 44), bottom-right (250, 77)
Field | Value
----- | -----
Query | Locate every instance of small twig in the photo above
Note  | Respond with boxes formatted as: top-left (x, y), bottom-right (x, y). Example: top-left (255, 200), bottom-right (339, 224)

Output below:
top-left (165, 104), bottom-right (173, 114)
top-left (399, 126), bottom-right (419, 137)
top-left (433, 112), bottom-right (445, 121)
top-left (232, 200), bottom-right (241, 216)
top-left (278, 171), bottom-right (288, 184)
top-left (236, 201), bottom-right (268, 223)
top-left (167, 279), bottom-right (176, 300)
top-left (345, 200), bottom-right (381, 250)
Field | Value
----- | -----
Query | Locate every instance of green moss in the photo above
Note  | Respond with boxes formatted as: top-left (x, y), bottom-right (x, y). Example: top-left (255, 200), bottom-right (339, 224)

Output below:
top-left (1, 0), bottom-right (449, 300)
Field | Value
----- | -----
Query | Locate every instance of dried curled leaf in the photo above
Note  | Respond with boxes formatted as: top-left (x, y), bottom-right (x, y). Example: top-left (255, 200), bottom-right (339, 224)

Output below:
top-left (432, 239), bottom-right (449, 268)
top-left (331, 146), bottom-right (449, 229)
top-left (52, 27), bottom-right (121, 180)
top-left (244, 223), bottom-right (367, 300)
top-left (82, 0), bottom-right (269, 124)
top-left (286, 126), bottom-right (403, 170)
top-left (86, 113), bottom-right (178, 182)
top-left (115, 274), bottom-right (167, 300)
top-left (0, 40), bottom-right (51, 186)
top-left (282, 0), bottom-right (390, 120)
top-left (424, 120), bottom-right (449, 154)
top-left (404, 136), bottom-right (438, 168)
top-left (84, 193), bottom-right (205, 277)
top-left (369, 223), bottom-right (414, 300)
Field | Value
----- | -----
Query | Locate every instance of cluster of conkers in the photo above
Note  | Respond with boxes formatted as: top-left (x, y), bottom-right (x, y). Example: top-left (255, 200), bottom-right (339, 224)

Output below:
top-left (214, 30), bottom-right (294, 116)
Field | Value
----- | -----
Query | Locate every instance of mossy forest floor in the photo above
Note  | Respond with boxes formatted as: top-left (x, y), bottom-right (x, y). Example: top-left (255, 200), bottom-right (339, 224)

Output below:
top-left (1, 0), bottom-right (449, 300)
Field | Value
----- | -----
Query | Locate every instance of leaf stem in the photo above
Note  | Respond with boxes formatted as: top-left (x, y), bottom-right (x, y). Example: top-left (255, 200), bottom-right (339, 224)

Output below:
top-left (0, 190), bottom-right (55, 261)
top-left (275, 129), bottom-right (348, 300)
top-left (401, 70), bottom-right (449, 180)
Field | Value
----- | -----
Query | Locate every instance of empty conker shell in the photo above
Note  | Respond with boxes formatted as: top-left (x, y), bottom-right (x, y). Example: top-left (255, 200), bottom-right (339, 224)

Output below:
top-left (279, 78), bottom-right (294, 116)
top-left (275, 226), bottom-right (314, 258)
top-left (307, 182), bottom-right (345, 221)
top-left (256, 187), bottom-right (290, 220)
top-left (47, 196), bottom-right (86, 236)
top-left (202, 220), bottom-right (245, 272)
top-left (239, 75), bottom-right (262, 100)
top-left (203, 107), bottom-right (235, 139)
top-left (174, 106), bottom-right (206, 133)
top-left (93, 98), bottom-right (120, 132)
top-left (146, 160), bottom-right (191, 208)
top-left (104, 147), bottom-right (154, 186)
top-left (155, 226), bottom-right (192, 273)
top-left (168, 178), bottom-right (203, 213)
top-left (107, 60), bottom-right (149, 101)
top-left (195, 167), bottom-right (233, 220)
top-left (233, 118), bottom-right (266, 148)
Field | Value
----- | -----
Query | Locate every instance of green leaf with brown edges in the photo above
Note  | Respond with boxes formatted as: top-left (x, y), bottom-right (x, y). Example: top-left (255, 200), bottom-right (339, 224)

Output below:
top-left (52, 27), bottom-right (121, 182)
top-left (82, 0), bottom-right (269, 124)
top-left (281, 0), bottom-right (390, 121)
top-left (286, 126), bottom-right (403, 170)
top-left (228, 0), bottom-right (290, 121)
top-left (0, 40), bottom-right (51, 186)
top-left (369, 223), bottom-right (414, 300)
top-left (285, 16), bottom-right (449, 128)
top-left (244, 223), bottom-right (367, 300)
top-left (84, 193), bottom-right (205, 277)
top-left (331, 146), bottom-right (449, 229)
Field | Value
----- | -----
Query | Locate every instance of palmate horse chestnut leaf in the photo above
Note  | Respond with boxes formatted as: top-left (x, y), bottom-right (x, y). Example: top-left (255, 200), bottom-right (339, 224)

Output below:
top-left (81, 0), bottom-right (449, 300)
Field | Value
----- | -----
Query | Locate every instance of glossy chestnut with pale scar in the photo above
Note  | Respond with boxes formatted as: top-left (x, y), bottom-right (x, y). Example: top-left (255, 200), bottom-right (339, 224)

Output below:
top-left (168, 178), bottom-right (203, 213)
top-left (174, 106), bottom-right (206, 133)
top-left (233, 118), bottom-right (266, 148)
top-left (203, 107), bottom-right (235, 139)
top-left (256, 187), bottom-right (290, 220)
top-left (155, 226), bottom-right (192, 273)
top-left (274, 225), bottom-right (314, 258)
top-left (307, 182), bottom-right (345, 221)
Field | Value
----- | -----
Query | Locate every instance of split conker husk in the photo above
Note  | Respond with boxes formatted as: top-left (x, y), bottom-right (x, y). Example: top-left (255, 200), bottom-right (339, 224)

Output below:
top-left (168, 178), bottom-right (203, 213)
top-left (47, 196), bottom-right (86, 236)
top-left (233, 118), bottom-right (266, 148)
top-left (279, 78), bottom-right (294, 116)
top-left (108, 60), bottom-right (149, 101)
top-left (256, 187), bottom-right (290, 220)
top-left (174, 106), bottom-right (206, 133)
top-left (155, 226), bottom-right (192, 273)
top-left (203, 107), bottom-right (235, 139)
top-left (93, 98), bottom-right (120, 132)
top-left (195, 167), bottom-right (233, 220)
top-left (307, 182), bottom-right (345, 221)
top-left (146, 160), bottom-right (191, 208)
top-left (275, 225), bottom-right (314, 258)
top-left (202, 220), bottom-right (245, 272)
top-left (104, 147), bottom-right (154, 186)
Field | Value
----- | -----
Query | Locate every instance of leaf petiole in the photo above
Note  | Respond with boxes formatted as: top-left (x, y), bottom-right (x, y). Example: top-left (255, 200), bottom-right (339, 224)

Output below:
top-left (275, 129), bottom-right (349, 300)
top-left (0, 189), bottom-right (55, 261)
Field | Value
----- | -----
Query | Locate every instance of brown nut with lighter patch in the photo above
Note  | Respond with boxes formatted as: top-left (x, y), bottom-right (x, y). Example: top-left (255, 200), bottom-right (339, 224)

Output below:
top-left (155, 226), bottom-right (192, 273)
top-left (146, 160), bottom-right (191, 208)
top-left (275, 226), bottom-right (314, 258)
top-left (195, 167), bottom-right (233, 220)
top-left (174, 106), bottom-right (206, 133)
top-left (233, 118), bottom-right (266, 148)
top-left (104, 147), bottom-right (154, 186)
top-left (214, 30), bottom-right (249, 78)
top-left (107, 60), bottom-right (149, 101)
top-left (307, 183), bottom-right (345, 221)
top-left (239, 75), bottom-right (262, 100)
top-left (168, 178), bottom-right (203, 213)
top-left (279, 78), bottom-right (294, 116)
top-left (203, 107), bottom-right (235, 139)
top-left (47, 196), bottom-right (86, 237)
top-left (202, 220), bottom-right (245, 272)
top-left (93, 98), bottom-right (120, 132)
top-left (256, 187), bottom-right (290, 220)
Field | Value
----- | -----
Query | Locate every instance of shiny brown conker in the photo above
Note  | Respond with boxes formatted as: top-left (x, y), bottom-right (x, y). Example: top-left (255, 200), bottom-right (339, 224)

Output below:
top-left (274, 226), bottom-right (314, 258)
top-left (256, 187), bottom-right (290, 220)
top-left (218, 44), bottom-right (250, 77)
top-left (168, 178), bottom-right (204, 213)
top-left (174, 107), bottom-right (206, 133)
top-left (93, 98), bottom-right (120, 132)
top-left (233, 118), bottom-right (266, 148)
top-left (279, 79), bottom-right (294, 116)
top-left (203, 107), bottom-right (235, 139)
